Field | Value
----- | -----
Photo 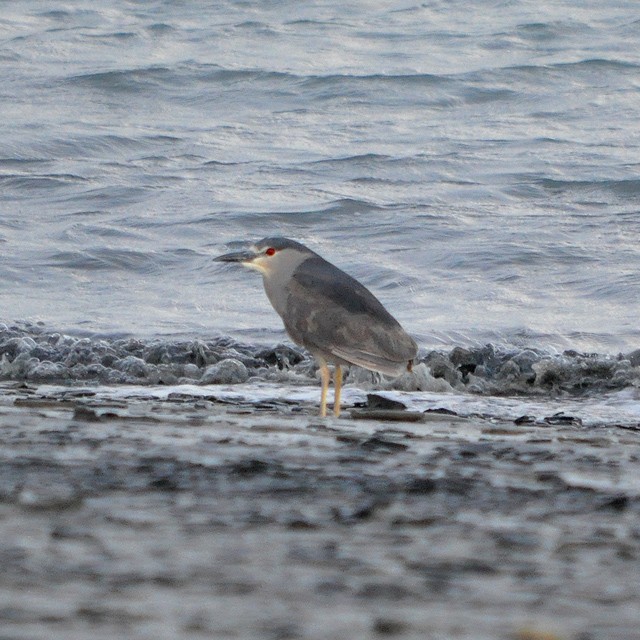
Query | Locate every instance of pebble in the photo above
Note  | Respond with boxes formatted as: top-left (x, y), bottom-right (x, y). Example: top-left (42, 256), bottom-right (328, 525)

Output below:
top-left (200, 358), bottom-right (249, 384)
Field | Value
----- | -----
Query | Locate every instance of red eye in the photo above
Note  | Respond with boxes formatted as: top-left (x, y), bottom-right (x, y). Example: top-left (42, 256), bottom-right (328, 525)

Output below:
top-left (265, 247), bottom-right (276, 256)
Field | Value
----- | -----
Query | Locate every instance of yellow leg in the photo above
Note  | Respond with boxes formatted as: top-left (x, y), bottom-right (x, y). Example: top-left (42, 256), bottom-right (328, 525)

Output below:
top-left (319, 360), bottom-right (330, 417)
top-left (333, 364), bottom-right (342, 418)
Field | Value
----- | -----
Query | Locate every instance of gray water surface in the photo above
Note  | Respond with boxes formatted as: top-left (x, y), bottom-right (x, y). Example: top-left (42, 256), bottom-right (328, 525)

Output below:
top-left (1, 1), bottom-right (639, 352)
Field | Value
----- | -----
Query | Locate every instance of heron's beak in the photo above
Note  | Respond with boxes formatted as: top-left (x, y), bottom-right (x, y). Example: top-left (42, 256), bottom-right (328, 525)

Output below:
top-left (213, 249), bottom-right (257, 264)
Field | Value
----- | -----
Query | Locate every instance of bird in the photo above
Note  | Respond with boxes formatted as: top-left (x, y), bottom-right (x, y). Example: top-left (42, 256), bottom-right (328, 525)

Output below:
top-left (214, 237), bottom-right (417, 417)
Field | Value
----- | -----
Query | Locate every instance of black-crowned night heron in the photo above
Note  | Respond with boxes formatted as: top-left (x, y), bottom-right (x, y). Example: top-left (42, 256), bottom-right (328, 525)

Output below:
top-left (214, 237), bottom-right (417, 417)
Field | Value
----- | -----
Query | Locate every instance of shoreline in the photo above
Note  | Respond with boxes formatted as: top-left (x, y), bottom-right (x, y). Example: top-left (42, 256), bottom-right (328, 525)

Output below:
top-left (0, 384), bottom-right (638, 639)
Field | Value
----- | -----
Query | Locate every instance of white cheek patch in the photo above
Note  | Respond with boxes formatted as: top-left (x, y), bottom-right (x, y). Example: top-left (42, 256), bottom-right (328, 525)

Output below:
top-left (243, 257), bottom-right (269, 274)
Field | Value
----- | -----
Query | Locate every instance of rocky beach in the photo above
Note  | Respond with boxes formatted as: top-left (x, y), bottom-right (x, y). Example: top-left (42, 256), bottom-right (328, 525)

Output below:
top-left (1, 374), bottom-right (639, 640)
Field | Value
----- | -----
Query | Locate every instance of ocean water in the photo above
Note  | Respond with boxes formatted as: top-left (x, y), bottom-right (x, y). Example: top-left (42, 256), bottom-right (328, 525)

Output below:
top-left (1, 1), bottom-right (639, 397)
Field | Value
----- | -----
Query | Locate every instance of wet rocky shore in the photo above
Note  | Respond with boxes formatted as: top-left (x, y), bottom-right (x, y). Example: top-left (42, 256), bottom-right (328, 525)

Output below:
top-left (1, 381), bottom-right (639, 640)
top-left (2, 322), bottom-right (640, 396)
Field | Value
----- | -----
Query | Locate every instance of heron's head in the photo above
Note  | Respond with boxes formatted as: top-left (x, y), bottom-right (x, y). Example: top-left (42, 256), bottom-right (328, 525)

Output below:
top-left (214, 237), bottom-right (314, 277)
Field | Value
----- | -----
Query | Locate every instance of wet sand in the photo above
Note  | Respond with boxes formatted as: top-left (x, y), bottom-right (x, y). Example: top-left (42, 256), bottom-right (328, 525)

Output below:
top-left (1, 383), bottom-right (639, 640)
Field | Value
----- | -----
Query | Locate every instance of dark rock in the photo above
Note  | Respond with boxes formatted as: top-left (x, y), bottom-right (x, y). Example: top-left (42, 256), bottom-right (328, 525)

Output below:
top-left (350, 409), bottom-right (425, 422)
top-left (372, 617), bottom-right (407, 635)
top-left (360, 436), bottom-right (409, 452)
top-left (404, 477), bottom-right (436, 494)
top-left (424, 407), bottom-right (458, 416)
top-left (627, 348), bottom-right (640, 367)
top-left (73, 406), bottom-right (102, 422)
top-left (255, 344), bottom-right (305, 369)
top-left (423, 351), bottom-right (461, 385)
top-left (229, 459), bottom-right (270, 477)
top-left (543, 413), bottom-right (582, 426)
top-left (366, 393), bottom-right (407, 410)
top-left (599, 495), bottom-right (629, 512)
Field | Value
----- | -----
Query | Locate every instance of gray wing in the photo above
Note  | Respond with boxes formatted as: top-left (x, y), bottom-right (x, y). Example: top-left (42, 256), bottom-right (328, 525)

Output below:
top-left (284, 256), bottom-right (417, 375)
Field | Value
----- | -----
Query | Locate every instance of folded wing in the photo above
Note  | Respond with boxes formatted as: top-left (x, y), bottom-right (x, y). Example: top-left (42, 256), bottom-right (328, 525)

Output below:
top-left (284, 255), bottom-right (417, 374)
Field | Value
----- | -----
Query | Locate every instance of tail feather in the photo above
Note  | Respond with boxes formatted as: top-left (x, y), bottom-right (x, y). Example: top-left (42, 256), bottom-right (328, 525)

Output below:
top-left (330, 346), bottom-right (410, 377)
